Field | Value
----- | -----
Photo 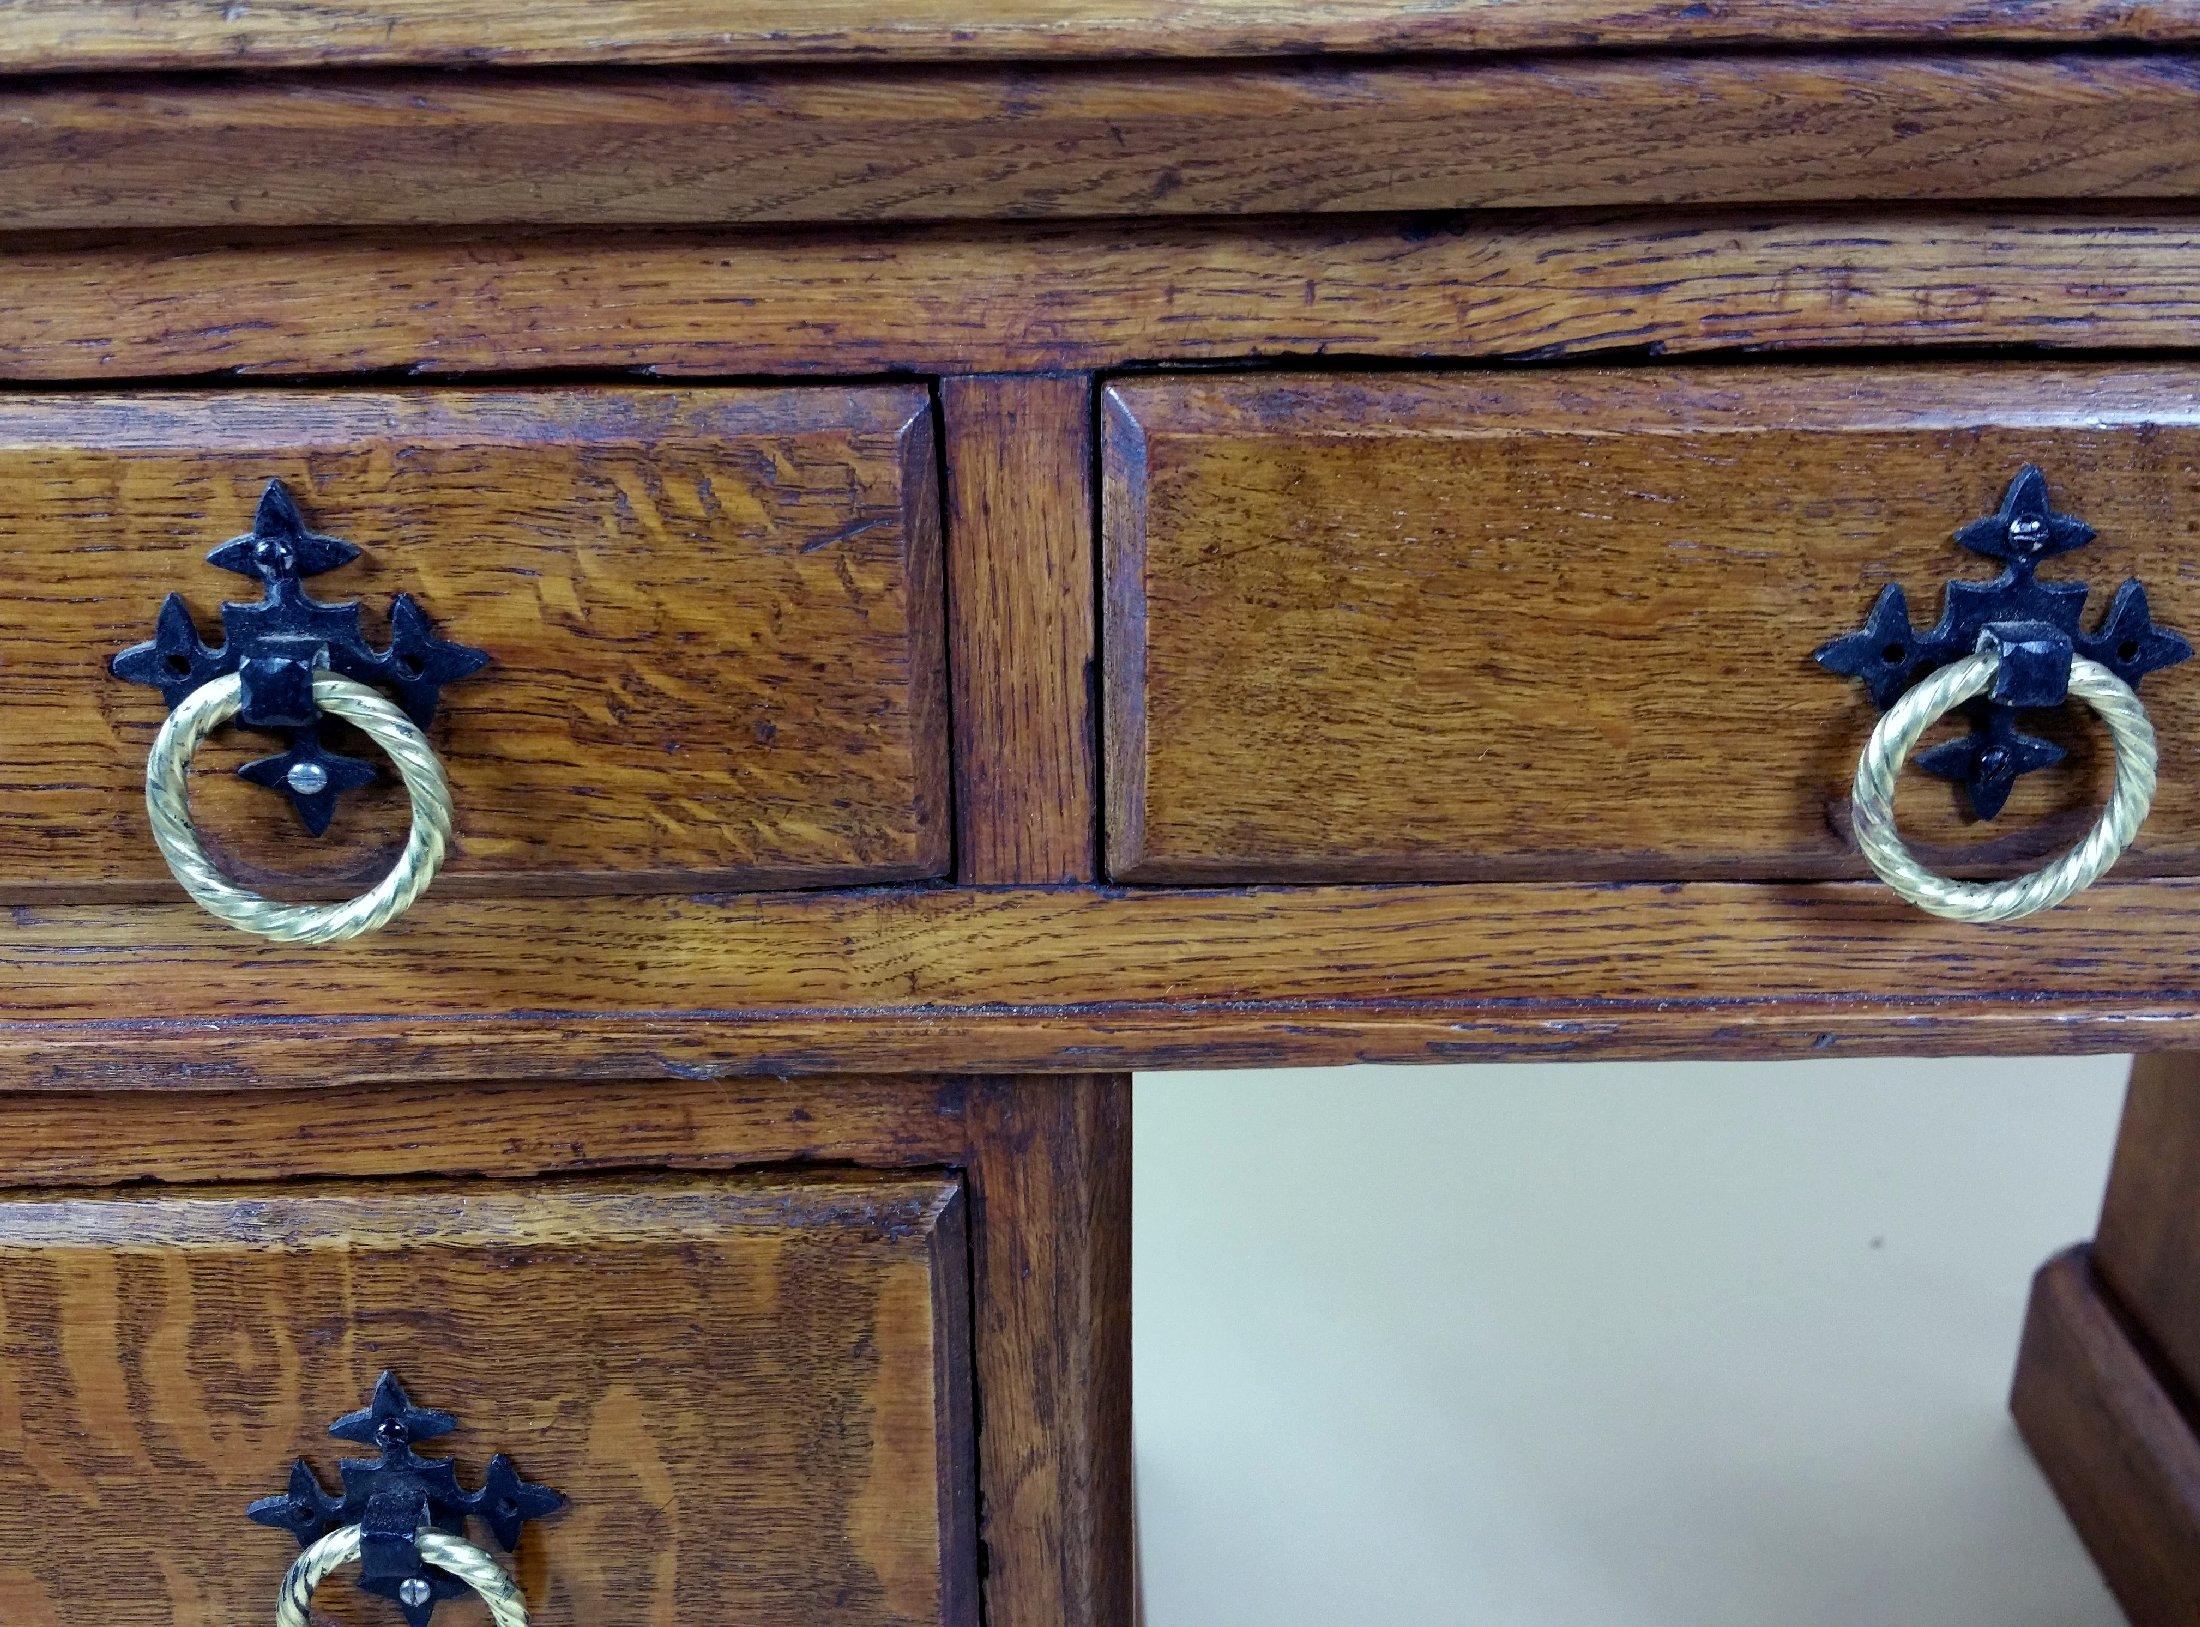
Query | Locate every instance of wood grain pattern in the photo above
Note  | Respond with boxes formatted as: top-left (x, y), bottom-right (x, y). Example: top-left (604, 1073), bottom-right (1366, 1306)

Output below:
top-left (2090, 1052), bottom-right (2200, 1404)
top-left (14, 55), bottom-right (2200, 230)
top-left (0, 1074), bottom-right (1134, 1627)
top-left (1104, 366), bottom-right (2200, 884)
top-left (3, 879), bottom-right (2199, 1085)
top-left (0, 1076), bottom-right (974, 1188)
top-left (0, 0), bottom-right (2186, 72)
top-left (13, 215), bottom-right (2200, 382)
top-left (2011, 1247), bottom-right (2200, 1627)
top-left (0, 388), bottom-right (947, 900)
top-left (965, 1077), bottom-right (1132, 1627)
top-left (0, 1173), bottom-right (978, 1626)
top-left (943, 377), bottom-right (1097, 884)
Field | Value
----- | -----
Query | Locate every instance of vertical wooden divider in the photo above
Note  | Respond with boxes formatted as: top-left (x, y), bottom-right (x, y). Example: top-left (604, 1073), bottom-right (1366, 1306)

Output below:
top-left (941, 374), bottom-right (1133, 1627)
top-left (942, 373), bottom-right (1099, 883)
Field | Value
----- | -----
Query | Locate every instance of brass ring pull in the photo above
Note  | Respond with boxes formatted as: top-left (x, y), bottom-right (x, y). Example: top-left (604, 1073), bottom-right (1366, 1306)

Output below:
top-left (277, 1526), bottom-right (529, 1627)
top-left (114, 479), bottom-right (485, 943)
top-left (1851, 649), bottom-right (2157, 922)
top-left (146, 671), bottom-right (454, 943)
top-left (1819, 464), bottom-right (2187, 921)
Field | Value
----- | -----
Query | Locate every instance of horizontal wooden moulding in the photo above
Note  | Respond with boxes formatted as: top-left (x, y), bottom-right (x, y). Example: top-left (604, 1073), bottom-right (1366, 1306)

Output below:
top-left (0, 1075), bottom-right (979, 1187)
top-left (4, 880), bottom-right (2199, 1086)
top-left (11, 54), bottom-right (2200, 229)
top-left (10, 213), bottom-right (2200, 380)
top-left (2, 0), bottom-right (2191, 74)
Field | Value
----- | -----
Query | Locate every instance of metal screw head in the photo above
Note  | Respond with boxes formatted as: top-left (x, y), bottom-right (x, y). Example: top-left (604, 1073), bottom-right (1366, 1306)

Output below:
top-left (399, 1579), bottom-right (433, 1608)
top-left (286, 761), bottom-right (331, 796)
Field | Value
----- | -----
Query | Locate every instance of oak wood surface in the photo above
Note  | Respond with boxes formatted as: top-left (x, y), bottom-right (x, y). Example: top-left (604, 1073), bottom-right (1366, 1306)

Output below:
top-left (0, 1172), bottom-right (977, 1627)
top-left (965, 1077), bottom-right (1133, 1627)
top-left (0, 0), bottom-right (2184, 72)
top-left (2011, 1247), bottom-right (2200, 1627)
top-left (3, 880), bottom-right (2199, 1085)
top-left (943, 376), bottom-right (1098, 885)
top-left (12, 215), bottom-right (2200, 382)
top-left (0, 388), bottom-right (947, 900)
top-left (14, 55), bottom-right (2200, 230)
top-left (2090, 1052), bottom-right (2200, 1405)
top-left (1104, 366), bottom-right (2200, 885)
top-left (0, 1076), bottom-right (1130, 1627)
top-left (0, 1077), bottom-right (975, 1188)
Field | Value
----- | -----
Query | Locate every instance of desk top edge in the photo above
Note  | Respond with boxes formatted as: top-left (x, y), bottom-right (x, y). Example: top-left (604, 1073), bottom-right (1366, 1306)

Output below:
top-left (3, 0), bottom-right (2196, 77)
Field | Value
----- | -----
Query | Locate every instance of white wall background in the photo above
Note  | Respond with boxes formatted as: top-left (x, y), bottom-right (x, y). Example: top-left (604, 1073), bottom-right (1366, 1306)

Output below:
top-left (1133, 1056), bottom-right (2131, 1626)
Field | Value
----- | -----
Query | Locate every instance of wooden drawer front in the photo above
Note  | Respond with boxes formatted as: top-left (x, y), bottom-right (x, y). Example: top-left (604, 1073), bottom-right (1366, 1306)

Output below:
top-left (1102, 367), bottom-right (2200, 883)
top-left (1, 387), bottom-right (945, 899)
top-left (0, 1173), bottom-right (975, 1626)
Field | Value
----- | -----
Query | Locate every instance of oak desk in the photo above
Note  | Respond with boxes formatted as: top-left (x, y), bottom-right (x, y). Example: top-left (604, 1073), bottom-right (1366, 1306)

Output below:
top-left (2, 4), bottom-right (2199, 1622)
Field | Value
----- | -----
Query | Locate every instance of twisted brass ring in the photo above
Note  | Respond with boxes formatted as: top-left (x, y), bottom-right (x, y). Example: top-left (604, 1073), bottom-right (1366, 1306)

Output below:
top-left (275, 1526), bottom-right (529, 1627)
top-left (145, 671), bottom-right (453, 943)
top-left (1851, 651), bottom-right (2156, 921)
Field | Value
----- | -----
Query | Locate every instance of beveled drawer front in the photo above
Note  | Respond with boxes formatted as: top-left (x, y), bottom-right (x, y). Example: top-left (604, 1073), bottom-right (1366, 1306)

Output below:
top-left (0, 1173), bottom-right (975, 1626)
top-left (1102, 366), bottom-right (2200, 883)
top-left (1, 387), bottom-right (945, 900)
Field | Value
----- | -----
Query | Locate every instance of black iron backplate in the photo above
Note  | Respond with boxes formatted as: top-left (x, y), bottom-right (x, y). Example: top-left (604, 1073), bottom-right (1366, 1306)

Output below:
top-left (1816, 464), bottom-right (2191, 819)
top-left (111, 480), bottom-right (488, 835)
top-left (248, 1372), bottom-right (564, 1627)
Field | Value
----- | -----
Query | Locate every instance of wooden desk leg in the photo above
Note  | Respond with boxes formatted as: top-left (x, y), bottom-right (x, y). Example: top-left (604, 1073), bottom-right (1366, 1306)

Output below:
top-left (966, 1074), bottom-right (1135, 1627)
top-left (2013, 1054), bottom-right (2200, 1625)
